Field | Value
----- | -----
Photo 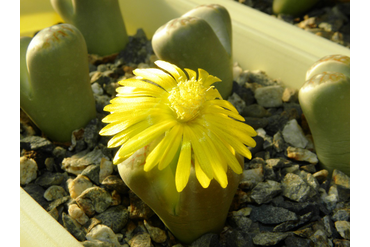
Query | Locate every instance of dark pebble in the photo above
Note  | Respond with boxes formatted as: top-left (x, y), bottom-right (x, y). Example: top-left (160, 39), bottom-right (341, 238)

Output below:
top-left (95, 205), bottom-right (129, 233)
top-left (20, 136), bottom-right (54, 153)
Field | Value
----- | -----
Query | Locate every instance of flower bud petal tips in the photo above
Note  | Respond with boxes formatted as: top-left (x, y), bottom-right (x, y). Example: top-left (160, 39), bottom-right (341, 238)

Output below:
top-left (20, 24), bottom-right (96, 142)
top-left (51, 0), bottom-right (128, 56)
top-left (100, 60), bottom-right (257, 192)
top-left (299, 55), bottom-right (350, 176)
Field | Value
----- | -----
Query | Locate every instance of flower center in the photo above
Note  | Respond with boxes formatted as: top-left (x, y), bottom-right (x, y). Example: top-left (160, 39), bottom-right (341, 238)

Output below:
top-left (168, 79), bottom-right (207, 122)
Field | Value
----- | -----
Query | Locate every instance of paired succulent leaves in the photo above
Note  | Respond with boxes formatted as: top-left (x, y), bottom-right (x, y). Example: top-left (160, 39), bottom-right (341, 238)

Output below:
top-left (50, 0), bottom-right (128, 56)
top-left (20, 24), bottom-right (96, 142)
top-left (299, 55), bottom-right (350, 176)
top-left (152, 4), bottom-right (233, 99)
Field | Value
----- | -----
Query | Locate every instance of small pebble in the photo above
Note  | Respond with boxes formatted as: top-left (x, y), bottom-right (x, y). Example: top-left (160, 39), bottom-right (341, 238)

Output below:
top-left (281, 173), bottom-right (311, 202)
top-left (128, 232), bottom-right (152, 247)
top-left (86, 224), bottom-right (121, 247)
top-left (68, 174), bottom-right (94, 199)
top-left (253, 232), bottom-right (290, 246)
top-left (251, 180), bottom-right (282, 204)
top-left (282, 87), bottom-right (298, 102)
top-left (239, 167), bottom-right (264, 190)
top-left (286, 146), bottom-right (318, 164)
top-left (20, 136), bottom-right (54, 152)
top-left (62, 212), bottom-right (86, 242)
top-left (68, 204), bottom-right (90, 225)
top-left (254, 85), bottom-right (284, 107)
top-left (76, 187), bottom-right (112, 217)
top-left (249, 204), bottom-right (298, 224)
top-left (62, 148), bottom-right (107, 175)
top-left (144, 220), bottom-right (167, 243)
top-left (95, 205), bottom-right (129, 233)
top-left (282, 119), bottom-right (308, 148)
top-left (313, 169), bottom-right (329, 183)
top-left (44, 185), bottom-right (68, 201)
top-left (99, 157), bottom-right (114, 183)
top-left (227, 92), bottom-right (245, 113)
top-left (129, 191), bottom-right (154, 219)
top-left (335, 221), bottom-right (350, 240)
top-left (20, 156), bottom-right (38, 185)
top-left (91, 82), bottom-right (104, 96)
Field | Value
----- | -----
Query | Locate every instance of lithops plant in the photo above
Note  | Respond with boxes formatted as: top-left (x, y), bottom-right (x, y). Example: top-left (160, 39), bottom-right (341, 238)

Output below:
top-left (50, 0), bottom-right (128, 56)
top-left (272, 0), bottom-right (320, 16)
top-left (299, 55), bottom-right (350, 176)
top-left (20, 24), bottom-right (96, 142)
top-left (100, 61), bottom-right (256, 243)
top-left (151, 4), bottom-right (233, 99)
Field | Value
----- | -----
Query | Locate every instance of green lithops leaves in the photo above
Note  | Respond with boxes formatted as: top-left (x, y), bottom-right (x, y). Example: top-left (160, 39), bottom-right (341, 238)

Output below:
top-left (20, 24), bottom-right (96, 142)
top-left (273, 0), bottom-right (320, 16)
top-left (299, 55), bottom-right (350, 176)
top-left (152, 4), bottom-right (233, 99)
top-left (306, 54), bottom-right (350, 80)
top-left (182, 4), bottom-right (232, 56)
top-left (51, 0), bottom-right (128, 56)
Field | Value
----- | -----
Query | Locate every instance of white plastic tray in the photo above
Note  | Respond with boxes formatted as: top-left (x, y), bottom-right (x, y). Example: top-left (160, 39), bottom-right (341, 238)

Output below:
top-left (20, 0), bottom-right (350, 246)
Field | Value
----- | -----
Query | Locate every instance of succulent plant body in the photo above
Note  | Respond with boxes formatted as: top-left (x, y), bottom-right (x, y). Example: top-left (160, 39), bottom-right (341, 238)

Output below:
top-left (152, 4), bottom-right (233, 99)
top-left (51, 0), bottom-right (128, 56)
top-left (273, 0), bottom-right (320, 16)
top-left (20, 24), bottom-right (96, 142)
top-left (100, 61), bottom-right (256, 243)
top-left (299, 55), bottom-right (350, 176)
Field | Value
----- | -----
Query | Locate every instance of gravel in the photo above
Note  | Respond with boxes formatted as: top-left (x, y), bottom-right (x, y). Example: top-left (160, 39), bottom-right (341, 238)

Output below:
top-left (20, 28), bottom-right (350, 246)
top-left (234, 0), bottom-right (350, 48)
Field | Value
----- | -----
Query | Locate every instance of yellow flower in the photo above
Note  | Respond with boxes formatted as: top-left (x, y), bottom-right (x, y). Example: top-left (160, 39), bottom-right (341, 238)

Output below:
top-left (100, 60), bottom-right (257, 192)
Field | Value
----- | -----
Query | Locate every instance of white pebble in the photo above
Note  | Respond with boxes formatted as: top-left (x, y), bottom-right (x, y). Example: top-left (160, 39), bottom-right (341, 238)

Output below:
top-left (68, 174), bottom-right (94, 199)
top-left (99, 157), bottom-right (113, 183)
top-left (91, 82), bottom-right (104, 95)
top-left (20, 156), bottom-right (38, 185)
top-left (286, 146), bottom-right (318, 164)
top-left (86, 224), bottom-right (121, 247)
top-left (68, 204), bottom-right (89, 225)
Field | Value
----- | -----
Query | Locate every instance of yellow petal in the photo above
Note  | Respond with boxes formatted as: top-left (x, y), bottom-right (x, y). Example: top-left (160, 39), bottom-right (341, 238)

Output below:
top-left (197, 122), bottom-right (243, 174)
top-left (203, 74), bottom-right (222, 87)
top-left (205, 87), bottom-right (222, 100)
top-left (102, 108), bottom-right (154, 124)
top-left (115, 86), bottom-right (163, 98)
top-left (158, 124), bottom-right (183, 170)
top-left (175, 133), bottom-right (192, 192)
top-left (155, 60), bottom-right (187, 83)
top-left (113, 119), bottom-right (176, 164)
top-left (207, 123), bottom-right (253, 160)
top-left (194, 156), bottom-right (211, 189)
top-left (202, 104), bottom-right (245, 122)
top-left (103, 101), bottom-right (159, 113)
top-left (184, 68), bottom-right (197, 80)
top-left (107, 120), bottom-right (152, 148)
top-left (205, 99), bottom-right (239, 114)
top-left (183, 124), bottom-right (214, 180)
top-left (203, 114), bottom-right (257, 142)
top-left (100, 119), bottom-right (132, 136)
top-left (118, 78), bottom-right (167, 95)
top-left (133, 68), bottom-right (177, 92)
top-left (109, 96), bottom-right (160, 105)
top-left (191, 124), bottom-right (228, 188)
top-left (197, 68), bottom-right (209, 83)
top-left (144, 124), bottom-right (183, 171)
